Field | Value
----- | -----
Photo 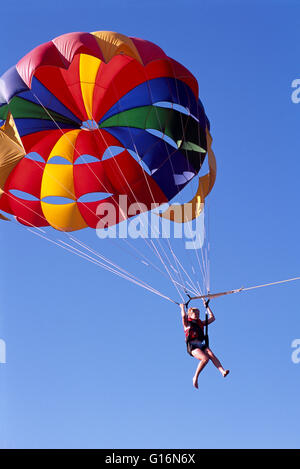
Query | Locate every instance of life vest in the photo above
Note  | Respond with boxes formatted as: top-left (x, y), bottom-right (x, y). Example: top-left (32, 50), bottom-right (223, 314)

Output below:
top-left (185, 319), bottom-right (205, 344)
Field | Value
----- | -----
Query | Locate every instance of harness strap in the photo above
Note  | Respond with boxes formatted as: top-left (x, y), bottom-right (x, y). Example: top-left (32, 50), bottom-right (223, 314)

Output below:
top-left (204, 310), bottom-right (209, 347)
top-left (204, 298), bottom-right (210, 347)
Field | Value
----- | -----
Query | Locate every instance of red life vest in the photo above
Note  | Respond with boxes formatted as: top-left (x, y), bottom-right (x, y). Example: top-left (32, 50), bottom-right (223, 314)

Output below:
top-left (185, 319), bottom-right (205, 343)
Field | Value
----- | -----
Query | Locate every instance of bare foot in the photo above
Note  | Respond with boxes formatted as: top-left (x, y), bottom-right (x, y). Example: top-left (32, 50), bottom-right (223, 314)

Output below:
top-left (223, 370), bottom-right (230, 378)
top-left (193, 376), bottom-right (199, 389)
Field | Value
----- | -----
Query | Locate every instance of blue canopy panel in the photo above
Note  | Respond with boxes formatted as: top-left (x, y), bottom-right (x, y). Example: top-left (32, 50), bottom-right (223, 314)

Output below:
top-left (0, 66), bottom-right (28, 105)
top-left (99, 77), bottom-right (199, 123)
top-left (13, 118), bottom-right (78, 138)
top-left (101, 126), bottom-right (173, 169)
top-left (151, 151), bottom-right (196, 201)
top-left (102, 126), bottom-right (196, 201)
top-left (18, 77), bottom-right (82, 125)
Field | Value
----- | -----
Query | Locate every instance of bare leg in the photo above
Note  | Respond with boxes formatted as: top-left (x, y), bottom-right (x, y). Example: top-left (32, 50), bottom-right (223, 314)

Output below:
top-left (191, 348), bottom-right (209, 389)
top-left (205, 347), bottom-right (229, 377)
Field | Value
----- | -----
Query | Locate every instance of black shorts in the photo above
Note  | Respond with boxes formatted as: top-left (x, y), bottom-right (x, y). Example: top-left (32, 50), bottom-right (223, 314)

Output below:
top-left (187, 340), bottom-right (208, 356)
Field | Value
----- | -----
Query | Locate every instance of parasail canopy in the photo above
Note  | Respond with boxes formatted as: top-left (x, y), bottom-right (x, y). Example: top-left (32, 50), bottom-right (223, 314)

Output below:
top-left (0, 31), bottom-right (216, 232)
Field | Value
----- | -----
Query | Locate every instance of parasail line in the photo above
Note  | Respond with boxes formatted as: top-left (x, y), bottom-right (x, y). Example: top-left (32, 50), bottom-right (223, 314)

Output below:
top-left (26, 227), bottom-right (177, 304)
top-left (106, 76), bottom-right (202, 296)
top-left (6, 81), bottom-right (207, 302)
top-left (155, 69), bottom-right (210, 297)
top-left (90, 104), bottom-right (188, 301)
top-left (32, 87), bottom-right (203, 301)
top-left (30, 92), bottom-right (187, 297)
top-left (6, 193), bottom-right (197, 300)
top-left (184, 276), bottom-right (300, 303)
top-left (242, 277), bottom-right (300, 292)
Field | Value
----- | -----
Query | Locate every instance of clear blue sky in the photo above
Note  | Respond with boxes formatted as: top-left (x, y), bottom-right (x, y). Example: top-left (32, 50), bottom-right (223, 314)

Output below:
top-left (1, 0), bottom-right (300, 449)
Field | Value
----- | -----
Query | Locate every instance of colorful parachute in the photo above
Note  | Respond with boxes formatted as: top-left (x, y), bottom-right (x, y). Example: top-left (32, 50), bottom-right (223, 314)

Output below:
top-left (0, 31), bottom-right (216, 232)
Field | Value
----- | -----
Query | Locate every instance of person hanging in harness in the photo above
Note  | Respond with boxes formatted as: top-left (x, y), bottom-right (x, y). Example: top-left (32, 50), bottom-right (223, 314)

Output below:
top-left (180, 299), bottom-right (229, 389)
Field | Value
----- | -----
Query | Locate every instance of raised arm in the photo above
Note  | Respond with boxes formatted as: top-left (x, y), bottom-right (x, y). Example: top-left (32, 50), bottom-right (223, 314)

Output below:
top-left (202, 299), bottom-right (215, 324)
top-left (179, 303), bottom-right (188, 327)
